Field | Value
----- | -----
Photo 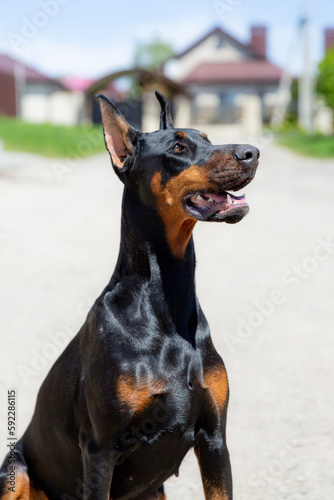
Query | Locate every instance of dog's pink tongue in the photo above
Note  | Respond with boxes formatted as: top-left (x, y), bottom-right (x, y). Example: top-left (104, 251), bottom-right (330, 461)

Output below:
top-left (190, 192), bottom-right (246, 208)
top-left (209, 192), bottom-right (246, 205)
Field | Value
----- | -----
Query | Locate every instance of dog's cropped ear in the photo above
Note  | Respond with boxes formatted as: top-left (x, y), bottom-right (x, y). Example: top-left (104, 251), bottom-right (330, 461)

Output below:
top-left (155, 90), bottom-right (174, 130)
top-left (96, 94), bottom-right (139, 170)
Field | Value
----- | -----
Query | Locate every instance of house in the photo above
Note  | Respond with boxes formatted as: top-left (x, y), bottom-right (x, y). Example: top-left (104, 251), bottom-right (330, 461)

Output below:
top-left (90, 25), bottom-right (283, 136)
top-left (0, 54), bottom-right (85, 126)
top-left (164, 26), bottom-right (283, 133)
top-left (0, 54), bottom-right (62, 121)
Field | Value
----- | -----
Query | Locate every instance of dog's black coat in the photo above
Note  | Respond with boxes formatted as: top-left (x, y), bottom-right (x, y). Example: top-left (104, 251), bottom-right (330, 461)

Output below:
top-left (0, 92), bottom-right (259, 500)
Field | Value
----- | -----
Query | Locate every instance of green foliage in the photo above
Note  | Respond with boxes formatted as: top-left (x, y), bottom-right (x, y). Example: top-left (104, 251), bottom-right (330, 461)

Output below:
top-left (275, 125), bottom-right (334, 158)
top-left (133, 36), bottom-right (174, 69)
top-left (316, 47), bottom-right (334, 111)
top-left (0, 116), bottom-right (105, 158)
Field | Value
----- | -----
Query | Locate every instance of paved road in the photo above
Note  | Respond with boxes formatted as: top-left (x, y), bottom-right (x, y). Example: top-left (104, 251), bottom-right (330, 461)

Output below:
top-left (0, 141), bottom-right (333, 499)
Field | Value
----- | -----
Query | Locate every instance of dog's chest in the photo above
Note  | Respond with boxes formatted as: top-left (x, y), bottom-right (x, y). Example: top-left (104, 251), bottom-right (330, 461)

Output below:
top-left (110, 345), bottom-right (228, 498)
top-left (112, 353), bottom-right (203, 475)
top-left (119, 375), bottom-right (202, 409)
top-left (115, 353), bottom-right (205, 420)
top-left (114, 341), bottom-right (227, 434)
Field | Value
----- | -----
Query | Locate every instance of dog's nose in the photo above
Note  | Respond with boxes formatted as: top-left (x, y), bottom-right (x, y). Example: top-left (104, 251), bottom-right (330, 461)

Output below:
top-left (234, 145), bottom-right (260, 167)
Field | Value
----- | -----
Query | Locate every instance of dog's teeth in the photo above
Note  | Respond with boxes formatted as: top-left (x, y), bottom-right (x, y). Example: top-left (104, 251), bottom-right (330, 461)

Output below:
top-left (195, 195), bottom-right (204, 201)
top-left (227, 194), bottom-right (232, 205)
top-left (208, 197), bottom-right (214, 203)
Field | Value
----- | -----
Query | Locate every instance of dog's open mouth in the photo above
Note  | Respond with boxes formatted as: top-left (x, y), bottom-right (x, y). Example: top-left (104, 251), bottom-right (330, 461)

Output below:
top-left (184, 191), bottom-right (249, 223)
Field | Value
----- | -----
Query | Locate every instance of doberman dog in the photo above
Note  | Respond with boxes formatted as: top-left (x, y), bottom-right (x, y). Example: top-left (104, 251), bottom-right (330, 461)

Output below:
top-left (0, 91), bottom-right (259, 500)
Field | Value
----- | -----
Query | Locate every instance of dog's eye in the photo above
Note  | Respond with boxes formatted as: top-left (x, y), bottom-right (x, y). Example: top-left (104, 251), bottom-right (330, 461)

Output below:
top-left (172, 143), bottom-right (186, 152)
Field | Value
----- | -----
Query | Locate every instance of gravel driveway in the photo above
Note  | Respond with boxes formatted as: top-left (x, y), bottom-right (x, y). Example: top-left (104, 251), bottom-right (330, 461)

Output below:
top-left (0, 140), bottom-right (333, 499)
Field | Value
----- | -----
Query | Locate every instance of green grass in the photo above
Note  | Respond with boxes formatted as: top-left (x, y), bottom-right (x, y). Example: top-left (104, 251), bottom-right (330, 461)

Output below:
top-left (0, 116), bottom-right (105, 158)
top-left (275, 126), bottom-right (334, 158)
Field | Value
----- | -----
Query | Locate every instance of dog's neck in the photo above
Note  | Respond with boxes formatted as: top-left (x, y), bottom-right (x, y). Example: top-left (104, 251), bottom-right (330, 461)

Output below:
top-left (109, 188), bottom-right (198, 343)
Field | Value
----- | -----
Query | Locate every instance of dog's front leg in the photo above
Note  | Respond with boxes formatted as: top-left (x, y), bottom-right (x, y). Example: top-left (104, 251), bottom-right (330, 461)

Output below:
top-left (80, 439), bottom-right (119, 500)
top-left (195, 430), bottom-right (232, 500)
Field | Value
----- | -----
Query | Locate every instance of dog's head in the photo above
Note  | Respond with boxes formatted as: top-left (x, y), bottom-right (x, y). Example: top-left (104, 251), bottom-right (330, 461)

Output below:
top-left (97, 91), bottom-right (259, 258)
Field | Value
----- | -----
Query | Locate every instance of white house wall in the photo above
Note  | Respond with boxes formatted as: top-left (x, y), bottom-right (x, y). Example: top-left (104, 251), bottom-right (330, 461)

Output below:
top-left (166, 33), bottom-right (246, 80)
top-left (21, 91), bottom-right (84, 125)
top-left (188, 83), bottom-right (278, 123)
top-left (49, 91), bottom-right (84, 125)
top-left (21, 93), bottom-right (50, 123)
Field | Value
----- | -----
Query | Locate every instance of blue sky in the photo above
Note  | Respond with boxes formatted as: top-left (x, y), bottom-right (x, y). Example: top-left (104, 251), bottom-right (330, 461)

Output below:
top-left (0, 0), bottom-right (333, 79)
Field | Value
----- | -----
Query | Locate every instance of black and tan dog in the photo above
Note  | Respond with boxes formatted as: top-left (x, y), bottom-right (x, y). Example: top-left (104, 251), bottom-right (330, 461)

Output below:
top-left (0, 91), bottom-right (259, 500)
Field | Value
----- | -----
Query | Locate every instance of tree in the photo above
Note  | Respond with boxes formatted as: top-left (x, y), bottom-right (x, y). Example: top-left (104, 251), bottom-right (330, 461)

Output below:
top-left (133, 37), bottom-right (174, 69)
top-left (316, 47), bottom-right (334, 112)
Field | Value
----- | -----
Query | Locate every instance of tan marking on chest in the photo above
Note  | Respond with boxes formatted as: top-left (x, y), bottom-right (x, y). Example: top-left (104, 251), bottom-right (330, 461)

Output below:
top-left (204, 365), bottom-right (229, 410)
top-left (117, 375), bottom-right (166, 414)
top-left (151, 167), bottom-right (215, 259)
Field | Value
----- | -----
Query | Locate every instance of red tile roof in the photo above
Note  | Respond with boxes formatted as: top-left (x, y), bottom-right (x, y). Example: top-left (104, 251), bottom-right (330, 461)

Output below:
top-left (62, 76), bottom-right (97, 92)
top-left (175, 26), bottom-right (264, 60)
top-left (0, 54), bottom-right (60, 84)
top-left (181, 61), bottom-right (283, 85)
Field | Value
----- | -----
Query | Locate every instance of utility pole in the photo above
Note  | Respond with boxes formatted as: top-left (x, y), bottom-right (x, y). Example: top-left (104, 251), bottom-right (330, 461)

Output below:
top-left (14, 63), bottom-right (26, 119)
top-left (298, 0), bottom-right (313, 133)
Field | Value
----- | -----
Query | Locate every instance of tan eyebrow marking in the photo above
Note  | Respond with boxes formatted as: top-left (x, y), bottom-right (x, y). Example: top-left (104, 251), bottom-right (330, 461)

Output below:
top-left (175, 131), bottom-right (188, 139)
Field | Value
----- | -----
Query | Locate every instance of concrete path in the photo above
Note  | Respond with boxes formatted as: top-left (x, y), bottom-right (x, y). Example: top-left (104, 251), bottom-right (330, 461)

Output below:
top-left (0, 140), bottom-right (333, 500)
